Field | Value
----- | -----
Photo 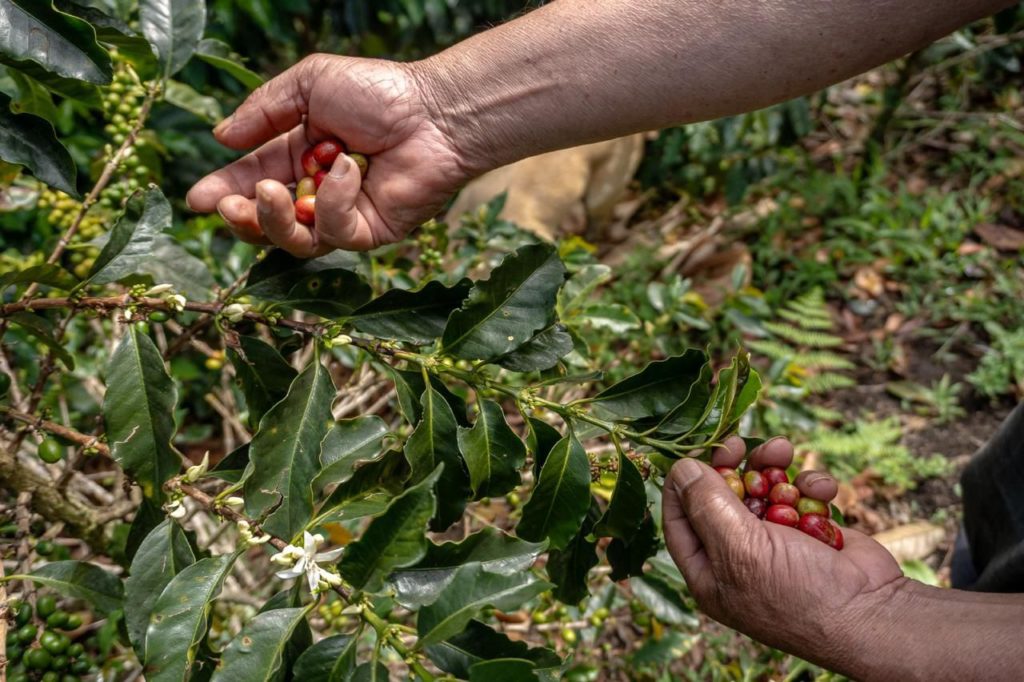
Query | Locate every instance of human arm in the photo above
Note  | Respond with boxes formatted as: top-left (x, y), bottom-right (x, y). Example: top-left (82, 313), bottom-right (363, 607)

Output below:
top-left (663, 436), bottom-right (1024, 682)
top-left (187, 0), bottom-right (1014, 255)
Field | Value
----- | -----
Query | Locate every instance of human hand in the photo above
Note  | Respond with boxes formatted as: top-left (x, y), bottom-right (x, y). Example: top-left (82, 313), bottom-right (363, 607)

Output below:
top-left (662, 436), bottom-right (905, 667)
top-left (186, 55), bottom-right (471, 255)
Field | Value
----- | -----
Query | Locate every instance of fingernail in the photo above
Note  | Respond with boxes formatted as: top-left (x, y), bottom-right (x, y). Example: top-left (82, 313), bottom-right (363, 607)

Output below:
top-left (216, 206), bottom-right (231, 227)
top-left (674, 459), bottom-right (704, 489)
top-left (255, 183), bottom-right (272, 204)
top-left (329, 155), bottom-right (350, 179)
top-left (213, 114), bottom-right (234, 136)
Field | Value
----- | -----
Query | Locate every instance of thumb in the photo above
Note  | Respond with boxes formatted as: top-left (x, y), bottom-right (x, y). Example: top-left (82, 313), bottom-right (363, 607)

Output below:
top-left (667, 459), bottom-right (757, 555)
top-left (214, 57), bottom-right (324, 149)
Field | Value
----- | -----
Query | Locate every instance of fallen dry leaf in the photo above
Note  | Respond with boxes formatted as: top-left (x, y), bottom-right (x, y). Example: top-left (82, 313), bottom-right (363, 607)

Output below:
top-left (974, 223), bottom-right (1024, 252)
top-left (854, 267), bottom-right (885, 297)
top-left (872, 522), bottom-right (946, 563)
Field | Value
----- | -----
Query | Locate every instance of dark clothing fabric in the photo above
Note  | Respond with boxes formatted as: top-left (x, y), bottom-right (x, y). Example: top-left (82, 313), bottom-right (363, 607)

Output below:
top-left (960, 402), bottom-right (1024, 592)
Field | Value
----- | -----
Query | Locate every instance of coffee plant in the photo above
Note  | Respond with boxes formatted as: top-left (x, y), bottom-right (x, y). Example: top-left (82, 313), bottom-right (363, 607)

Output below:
top-left (0, 2), bottom-right (763, 679)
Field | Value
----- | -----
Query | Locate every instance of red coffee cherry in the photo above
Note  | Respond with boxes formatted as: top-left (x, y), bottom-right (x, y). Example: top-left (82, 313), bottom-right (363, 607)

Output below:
top-left (294, 195), bottom-right (316, 226)
top-left (312, 139), bottom-right (345, 167)
top-left (314, 170), bottom-right (328, 188)
top-left (743, 470), bottom-right (770, 498)
top-left (715, 467), bottom-right (745, 500)
top-left (765, 504), bottom-right (799, 527)
top-left (768, 482), bottom-right (800, 507)
top-left (762, 466), bottom-right (789, 488)
top-left (796, 497), bottom-right (829, 517)
top-left (296, 176), bottom-right (317, 197)
top-left (301, 148), bottom-right (320, 176)
top-left (744, 497), bottom-right (768, 519)
top-left (797, 513), bottom-right (843, 549)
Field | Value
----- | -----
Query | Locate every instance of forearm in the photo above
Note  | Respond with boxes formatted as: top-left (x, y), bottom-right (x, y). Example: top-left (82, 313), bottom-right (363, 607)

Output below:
top-left (831, 579), bottom-right (1024, 682)
top-left (415, 0), bottom-right (1012, 173)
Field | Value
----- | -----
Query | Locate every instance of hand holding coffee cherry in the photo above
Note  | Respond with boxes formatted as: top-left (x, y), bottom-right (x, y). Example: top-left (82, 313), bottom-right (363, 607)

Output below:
top-left (663, 436), bottom-right (904, 663)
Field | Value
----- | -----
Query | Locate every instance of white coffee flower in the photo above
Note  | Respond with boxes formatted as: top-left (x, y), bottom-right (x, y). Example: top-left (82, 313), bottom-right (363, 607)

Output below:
top-left (270, 531), bottom-right (345, 594)
top-left (221, 303), bottom-right (249, 323)
top-left (183, 451), bottom-right (210, 483)
top-left (142, 283), bottom-right (174, 296)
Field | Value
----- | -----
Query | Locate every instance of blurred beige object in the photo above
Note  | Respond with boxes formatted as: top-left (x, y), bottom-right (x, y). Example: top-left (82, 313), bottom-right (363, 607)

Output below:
top-left (871, 522), bottom-right (946, 563)
top-left (445, 135), bottom-right (646, 241)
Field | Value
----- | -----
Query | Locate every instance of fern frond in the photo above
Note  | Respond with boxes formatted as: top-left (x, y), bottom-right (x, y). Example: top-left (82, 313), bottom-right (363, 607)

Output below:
top-left (747, 339), bottom-right (797, 362)
top-left (778, 307), bottom-right (833, 329)
top-left (802, 373), bottom-right (857, 393)
top-left (762, 321), bottom-right (844, 348)
top-left (799, 351), bottom-right (855, 371)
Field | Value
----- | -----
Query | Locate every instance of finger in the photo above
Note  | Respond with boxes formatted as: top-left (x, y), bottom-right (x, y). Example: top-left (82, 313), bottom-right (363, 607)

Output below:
top-left (794, 469), bottom-right (839, 502)
top-left (314, 154), bottom-right (377, 251)
top-left (253, 180), bottom-right (320, 258)
top-left (214, 57), bottom-right (324, 149)
top-left (709, 435), bottom-right (746, 468)
top-left (214, 195), bottom-right (271, 245)
top-left (662, 462), bottom-right (711, 589)
top-left (187, 129), bottom-right (308, 213)
top-left (669, 459), bottom-right (757, 562)
top-left (747, 437), bottom-right (795, 471)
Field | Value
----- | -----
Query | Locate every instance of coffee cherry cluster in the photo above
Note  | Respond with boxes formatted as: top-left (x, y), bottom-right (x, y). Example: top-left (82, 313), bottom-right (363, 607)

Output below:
top-left (715, 464), bottom-right (844, 549)
top-left (4, 595), bottom-right (102, 682)
top-left (293, 137), bottom-right (368, 226)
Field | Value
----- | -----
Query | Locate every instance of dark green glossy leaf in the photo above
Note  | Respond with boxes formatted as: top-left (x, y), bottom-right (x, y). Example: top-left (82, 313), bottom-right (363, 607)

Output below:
top-left (630, 630), bottom-right (692, 667)
top-left (0, 263), bottom-right (77, 291)
top-left (144, 553), bottom-right (238, 682)
top-left (164, 78), bottom-right (221, 122)
top-left (646, 361), bottom-right (714, 437)
top-left (404, 386), bottom-right (470, 531)
top-left (388, 528), bottom-right (544, 609)
top-left (351, 662), bottom-right (390, 682)
top-left (458, 400), bottom-right (525, 499)
top-left (210, 607), bottom-right (310, 682)
top-left (351, 278), bottom-right (471, 344)
top-left (730, 366), bottom-right (762, 423)
top-left (0, 67), bottom-right (57, 121)
top-left (469, 659), bottom-right (539, 682)
top-left (313, 416), bottom-right (388, 494)
top-left (104, 324), bottom-right (181, 501)
top-left (516, 434), bottom-right (590, 550)
top-left (0, 0), bottom-right (112, 83)
top-left (629, 572), bottom-right (698, 628)
top-left (546, 501), bottom-right (600, 604)
top-left (387, 367), bottom-right (469, 427)
top-left (88, 187), bottom-right (172, 285)
top-left (591, 349), bottom-right (706, 420)
top-left (210, 443), bottom-right (248, 483)
top-left (442, 242), bottom-right (566, 361)
top-left (526, 417), bottom-right (561, 479)
top-left (592, 451), bottom-right (647, 539)
top-left (292, 634), bottom-right (357, 682)
top-left (425, 620), bottom-right (560, 680)
top-left (53, 0), bottom-right (156, 72)
top-left (7, 561), bottom-right (123, 614)
top-left (227, 335), bottom-right (297, 428)
top-left (320, 448), bottom-right (408, 513)
top-left (9, 311), bottom-right (74, 369)
top-left (278, 268), bottom-right (372, 318)
top-left (338, 466), bottom-right (440, 593)
top-left (607, 514), bottom-right (659, 581)
top-left (243, 250), bottom-right (360, 301)
top-left (124, 519), bottom-right (196, 660)
top-left (494, 323), bottom-right (573, 373)
top-left (133, 234), bottom-right (215, 299)
top-left (243, 360), bottom-right (335, 540)
top-left (139, 0), bottom-right (205, 78)
top-left (194, 38), bottom-right (263, 90)
top-left (0, 93), bottom-right (76, 195)
top-left (417, 563), bottom-right (550, 647)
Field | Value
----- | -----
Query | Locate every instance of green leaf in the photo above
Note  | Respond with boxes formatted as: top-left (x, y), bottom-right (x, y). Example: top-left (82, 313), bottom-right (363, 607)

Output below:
top-left (646, 361), bottom-right (714, 437)
top-left (0, 67), bottom-right (57, 121)
top-left (579, 302), bottom-right (640, 333)
top-left (458, 400), bottom-right (525, 499)
top-left (278, 268), bottom-right (372, 318)
top-left (607, 514), bottom-right (659, 581)
top-left (124, 519), bottom-right (196, 660)
top-left (526, 417), bottom-right (561, 479)
top-left (416, 564), bottom-right (550, 647)
top-left (88, 186), bottom-right (172, 285)
top-left (352, 662), bottom-right (390, 682)
top-left (132, 234), bottom-right (215, 299)
top-left (144, 553), bottom-right (238, 682)
top-left (442, 242), bottom-right (566, 361)
top-left (516, 434), bottom-right (590, 550)
top-left (387, 367), bottom-right (469, 427)
top-left (313, 416), bottom-right (388, 494)
top-left (292, 634), bottom-right (357, 682)
top-left (469, 659), bottom-right (539, 682)
top-left (320, 448), bottom-right (409, 514)
top-left (104, 324), bottom-right (181, 501)
top-left (163, 78), bottom-right (221, 123)
top-left (0, 93), bottom-right (76, 195)
top-left (139, 0), bottom-right (205, 79)
top-left (425, 620), bottom-right (560, 680)
top-left (226, 335), bottom-right (297, 428)
top-left (53, 0), bottom-right (156, 73)
top-left (404, 386), bottom-right (471, 530)
top-left (350, 279), bottom-right (471, 344)
top-left (6, 561), bottom-right (123, 614)
top-left (194, 38), bottom-right (263, 90)
top-left (0, 0), bottom-right (112, 84)
top-left (388, 528), bottom-right (544, 609)
top-left (0, 263), bottom-right (77, 291)
top-left (494, 323), bottom-right (573, 373)
top-left (592, 451), bottom-right (647, 539)
top-left (629, 572), bottom-right (699, 628)
top-left (243, 250), bottom-right (361, 301)
top-left (244, 360), bottom-right (335, 540)
top-left (210, 443), bottom-right (249, 483)
top-left (545, 501), bottom-right (600, 604)
top-left (338, 465), bottom-right (440, 593)
top-left (8, 311), bottom-right (74, 369)
top-left (591, 350), bottom-right (707, 420)
top-left (556, 263), bottom-right (612, 318)
top-left (210, 607), bottom-right (311, 682)
top-left (730, 366), bottom-right (762, 423)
